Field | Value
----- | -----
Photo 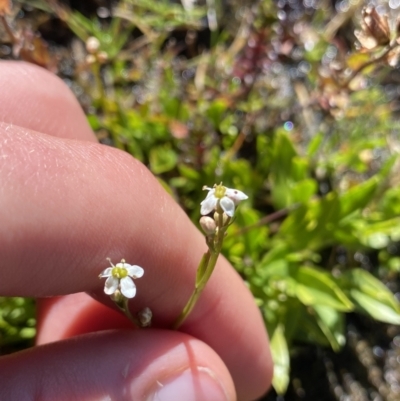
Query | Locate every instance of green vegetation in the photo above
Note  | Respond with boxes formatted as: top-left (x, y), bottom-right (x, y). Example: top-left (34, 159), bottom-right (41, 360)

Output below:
top-left (2, 0), bottom-right (400, 395)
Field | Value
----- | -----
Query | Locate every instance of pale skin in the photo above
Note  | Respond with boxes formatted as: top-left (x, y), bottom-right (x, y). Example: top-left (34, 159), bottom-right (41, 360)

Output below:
top-left (0, 61), bottom-right (273, 401)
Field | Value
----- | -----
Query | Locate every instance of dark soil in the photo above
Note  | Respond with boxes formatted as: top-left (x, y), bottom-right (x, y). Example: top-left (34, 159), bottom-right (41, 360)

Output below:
top-left (264, 315), bottom-right (400, 401)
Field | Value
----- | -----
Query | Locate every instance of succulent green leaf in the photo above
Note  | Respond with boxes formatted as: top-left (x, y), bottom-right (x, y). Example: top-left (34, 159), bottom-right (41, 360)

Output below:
top-left (313, 305), bottom-right (345, 351)
top-left (270, 324), bottom-right (290, 395)
top-left (342, 269), bottom-right (400, 324)
top-left (293, 267), bottom-right (353, 311)
top-left (339, 176), bottom-right (378, 217)
top-left (149, 145), bottom-right (178, 174)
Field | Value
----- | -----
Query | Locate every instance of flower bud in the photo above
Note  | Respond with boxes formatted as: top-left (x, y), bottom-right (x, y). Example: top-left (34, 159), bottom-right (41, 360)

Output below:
top-left (85, 54), bottom-right (96, 65)
top-left (213, 211), bottom-right (229, 226)
top-left (200, 216), bottom-right (216, 235)
top-left (97, 51), bottom-right (108, 64)
top-left (86, 36), bottom-right (100, 54)
top-left (137, 307), bottom-right (152, 327)
top-left (110, 289), bottom-right (123, 303)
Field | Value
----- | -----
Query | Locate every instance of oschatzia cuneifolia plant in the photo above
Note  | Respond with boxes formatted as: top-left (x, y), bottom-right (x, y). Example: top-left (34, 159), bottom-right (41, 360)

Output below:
top-left (172, 183), bottom-right (248, 329)
top-left (98, 183), bottom-right (247, 330)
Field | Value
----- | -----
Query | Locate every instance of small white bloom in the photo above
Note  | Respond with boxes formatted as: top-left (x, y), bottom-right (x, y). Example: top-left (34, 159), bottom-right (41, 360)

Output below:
top-left (99, 259), bottom-right (144, 299)
top-left (200, 183), bottom-right (248, 217)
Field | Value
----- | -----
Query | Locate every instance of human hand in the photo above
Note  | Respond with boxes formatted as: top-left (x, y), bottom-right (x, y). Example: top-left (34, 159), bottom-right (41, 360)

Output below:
top-left (0, 61), bottom-right (273, 401)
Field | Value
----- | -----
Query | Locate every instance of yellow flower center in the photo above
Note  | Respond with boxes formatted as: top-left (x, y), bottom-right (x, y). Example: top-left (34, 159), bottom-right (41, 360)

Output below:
top-left (112, 266), bottom-right (128, 278)
top-left (214, 183), bottom-right (226, 199)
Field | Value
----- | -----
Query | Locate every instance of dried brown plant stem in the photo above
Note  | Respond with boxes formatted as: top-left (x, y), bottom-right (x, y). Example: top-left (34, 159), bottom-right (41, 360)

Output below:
top-left (341, 43), bottom-right (398, 89)
top-left (231, 205), bottom-right (297, 238)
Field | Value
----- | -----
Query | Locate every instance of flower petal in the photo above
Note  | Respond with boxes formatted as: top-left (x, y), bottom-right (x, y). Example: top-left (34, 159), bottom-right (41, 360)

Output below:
top-left (225, 188), bottom-right (248, 204)
top-left (220, 196), bottom-right (235, 217)
top-left (200, 196), bottom-right (217, 215)
top-left (120, 277), bottom-right (136, 298)
top-left (126, 264), bottom-right (144, 278)
top-left (99, 267), bottom-right (113, 277)
top-left (104, 276), bottom-right (119, 295)
top-left (203, 188), bottom-right (215, 198)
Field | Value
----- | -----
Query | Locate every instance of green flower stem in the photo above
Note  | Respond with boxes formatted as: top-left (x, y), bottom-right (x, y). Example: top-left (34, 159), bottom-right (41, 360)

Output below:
top-left (115, 296), bottom-right (140, 327)
top-left (172, 214), bottom-right (229, 330)
top-left (91, 60), bottom-right (105, 102)
top-left (172, 248), bottom-right (219, 329)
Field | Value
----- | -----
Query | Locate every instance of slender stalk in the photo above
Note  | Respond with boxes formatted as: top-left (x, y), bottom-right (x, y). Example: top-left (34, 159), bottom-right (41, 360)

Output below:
top-left (231, 205), bottom-right (296, 237)
top-left (121, 297), bottom-right (138, 325)
top-left (173, 183), bottom-right (247, 329)
top-left (172, 247), bottom-right (221, 329)
top-left (113, 296), bottom-right (140, 327)
top-left (91, 61), bottom-right (106, 104)
top-left (173, 214), bottom-right (228, 329)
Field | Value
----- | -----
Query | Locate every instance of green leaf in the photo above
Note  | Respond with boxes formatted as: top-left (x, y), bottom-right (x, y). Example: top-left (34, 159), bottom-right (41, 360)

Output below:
top-left (270, 324), bottom-right (290, 395)
top-left (195, 253), bottom-right (210, 284)
top-left (270, 132), bottom-right (298, 180)
top-left (339, 176), bottom-right (378, 217)
top-left (169, 177), bottom-right (188, 188)
top-left (307, 133), bottom-right (323, 157)
top-left (358, 217), bottom-right (400, 248)
top-left (290, 179), bottom-right (318, 204)
top-left (0, 297), bottom-right (36, 346)
top-left (178, 164), bottom-right (200, 181)
top-left (313, 305), bottom-right (345, 351)
top-left (290, 306), bottom-right (332, 347)
top-left (278, 192), bottom-right (341, 251)
top-left (226, 208), bottom-right (269, 258)
top-left (379, 187), bottom-right (400, 217)
top-left (149, 145), bottom-right (178, 174)
top-left (293, 267), bottom-right (353, 311)
top-left (278, 298), bottom-right (303, 343)
top-left (206, 99), bottom-right (229, 128)
top-left (268, 132), bottom-right (316, 208)
top-left (87, 114), bottom-right (101, 131)
top-left (341, 269), bottom-right (400, 324)
top-left (350, 290), bottom-right (400, 324)
top-left (256, 244), bottom-right (291, 282)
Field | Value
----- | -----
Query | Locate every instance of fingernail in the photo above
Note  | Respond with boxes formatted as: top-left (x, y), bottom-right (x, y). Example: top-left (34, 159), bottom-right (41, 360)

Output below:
top-left (146, 367), bottom-right (230, 401)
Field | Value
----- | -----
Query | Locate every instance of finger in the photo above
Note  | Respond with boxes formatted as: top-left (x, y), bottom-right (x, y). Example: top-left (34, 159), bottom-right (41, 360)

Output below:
top-left (0, 62), bottom-right (109, 341)
top-left (1, 330), bottom-right (236, 401)
top-left (0, 61), bottom-right (96, 141)
top-left (36, 293), bottom-right (132, 344)
top-left (0, 124), bottom-right (271, 400)
top-left (0, 62), bottom-right (272, 400)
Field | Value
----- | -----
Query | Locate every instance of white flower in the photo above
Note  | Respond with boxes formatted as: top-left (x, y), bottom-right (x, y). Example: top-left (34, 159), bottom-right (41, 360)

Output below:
top-left (99, 259), bottom-right (144, 299)
top-left (200, 183), bottom-right (248, 217)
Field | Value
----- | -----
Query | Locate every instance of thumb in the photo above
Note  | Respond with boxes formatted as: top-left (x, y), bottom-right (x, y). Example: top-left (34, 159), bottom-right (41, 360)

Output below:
top-left (1, 330), bottom-right (236, 401)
